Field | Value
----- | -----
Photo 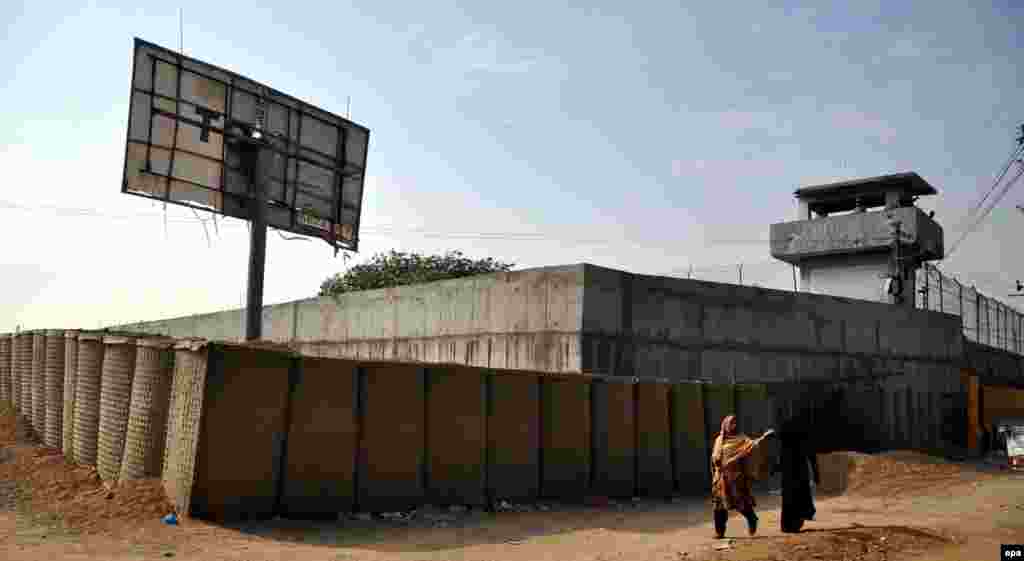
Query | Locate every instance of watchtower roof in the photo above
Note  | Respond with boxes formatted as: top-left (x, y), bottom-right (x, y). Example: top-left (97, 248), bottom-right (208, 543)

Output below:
top-left (794, 172), bottom-right (937, 215)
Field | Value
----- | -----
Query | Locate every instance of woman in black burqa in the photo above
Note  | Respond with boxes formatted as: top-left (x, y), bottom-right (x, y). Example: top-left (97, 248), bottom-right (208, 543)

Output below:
top-left (772, 411), bottom-right (820, 533)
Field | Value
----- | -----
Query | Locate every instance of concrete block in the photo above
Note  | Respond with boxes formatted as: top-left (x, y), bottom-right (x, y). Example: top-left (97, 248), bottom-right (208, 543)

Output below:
top-left (591, 380), bottom-right (635, 498)
top-left (488, 372), bottom-right (540, 501)
top-left (280, 357), bottom-right (356, 518)
top-left (755, 309), bottom-right (816, 350)
top-left (701, 350), bottom-right (736, 383)
top-left (632, 345), bottom-right (699, 381)
top-left (359, 364), bottom-right (425, 512)
top-left (191, 347), bottom-right (291, 521)
top-left (844, 318), bottom-right (878, 354)
top-left (636, 382), bottom-right (673, 497)
top-left (628, 278), bottom-right (702, 343)
top-left (541, 378), bottom-right (591, 500)
top-left (581, 266), bottom-right (623, 335)
top-left (427, 367), bottom-right (485, 506)
top-left (703, 304), bottom-right (755, 346)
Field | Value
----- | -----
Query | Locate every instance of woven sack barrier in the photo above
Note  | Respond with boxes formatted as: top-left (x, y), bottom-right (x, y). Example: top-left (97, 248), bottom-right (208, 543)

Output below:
top-left (14, 333), bottom-right (34, 420)
top-left (0, 335), bottom-right (10, 403)
top-left (97, 336), bottom-right (137, 482)
top-left (62, 331), bottom-right (80, 461)
top-left (120, 338), bottom-right (175, 480)
top-left (73, 333), bottom-right (104, 466)
top-left (31, 332), bottom-right (47, 439)
top-left (44, 330), bottom-right (65, 448)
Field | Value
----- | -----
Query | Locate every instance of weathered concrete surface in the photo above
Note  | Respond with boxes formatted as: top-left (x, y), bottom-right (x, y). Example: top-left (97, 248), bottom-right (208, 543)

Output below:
top-left (770, 206), bottom-right (943, 263)
top-left (115, 263), bottom-right (996, 389)
top-left (579, 265), bottom-right (965, 382)
top-left (121, 266), bottom-right (585, 373)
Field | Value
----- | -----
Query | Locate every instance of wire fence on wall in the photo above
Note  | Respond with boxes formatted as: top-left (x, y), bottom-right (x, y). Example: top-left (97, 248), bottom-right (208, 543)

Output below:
top-left (917, 263), bottom-right (1023, 355)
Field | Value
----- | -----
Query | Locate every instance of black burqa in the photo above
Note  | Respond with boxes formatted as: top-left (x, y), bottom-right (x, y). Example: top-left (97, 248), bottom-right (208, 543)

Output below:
top-left (774, 413), bottom-right (820, 533)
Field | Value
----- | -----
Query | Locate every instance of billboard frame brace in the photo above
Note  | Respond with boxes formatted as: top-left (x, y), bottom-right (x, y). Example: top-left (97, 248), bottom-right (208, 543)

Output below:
top-left (230, 122), bottom-right (270, 341)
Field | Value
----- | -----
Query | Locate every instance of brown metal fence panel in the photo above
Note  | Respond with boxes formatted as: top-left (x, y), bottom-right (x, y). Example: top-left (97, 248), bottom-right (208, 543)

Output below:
top-left (636, 381), bottom-right (673, 497)
top-left (357, 364), bottom-right (425, 513)
top-left (486, 371), bottom-right (540, 502)
top-left (280, 357), bottom-right (357, 517)
top-left (541, 377), bottom-right (591, 500)
top-left (703, 383), bottom-right (735, 449)
top-left (189, 346), bottom-right (290, 521)
top-left (735, 384), bottom-right (775, 479)
top-left (590, 379), bottom-right (635, 498)
top-left (62, 331), bottom-right (79, 461)
top-left (97, 337), bottom-right (137, 482)
top-left (43, 330), bottom-right (65, 449)
top-left (671, 383), bottom-right (708, 495)
top-left (31, 332), bottom-right (46, 439)
top-left (120, 338), bottom-right (175, 480)
top-left (426, 366), bottom-right (486, 507)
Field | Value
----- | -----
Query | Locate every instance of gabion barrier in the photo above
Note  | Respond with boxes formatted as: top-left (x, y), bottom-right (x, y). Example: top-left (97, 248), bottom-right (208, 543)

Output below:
top-left (162, 340), bottom-right (208, 516)
top-left (97, 336), bottom-right (137, 482)
top-left (14, 333), bottom-right (33, 420)
top-left (62, 330), bottom-right (80, 461)
top-left (120, 337), bottom-right (174, 480)
top-left (44, 330), bottom-right (65, 448)
top-left (0, 334), bottom-right (10, 403)
top-left (31, 332), bottom-right (46, 439)
top-left (73, 332), bottom-right (104, 466)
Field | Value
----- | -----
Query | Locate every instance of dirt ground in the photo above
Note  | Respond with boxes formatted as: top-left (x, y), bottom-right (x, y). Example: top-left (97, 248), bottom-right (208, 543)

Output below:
top-left (2, 401), bottom-right (1022, 561)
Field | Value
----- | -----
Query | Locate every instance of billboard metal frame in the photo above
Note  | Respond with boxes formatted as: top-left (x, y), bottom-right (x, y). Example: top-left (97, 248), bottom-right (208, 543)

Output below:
top-left (121, 37), bottom-right (369, 252)
top-left (121, 38), bottom-right (371, 341)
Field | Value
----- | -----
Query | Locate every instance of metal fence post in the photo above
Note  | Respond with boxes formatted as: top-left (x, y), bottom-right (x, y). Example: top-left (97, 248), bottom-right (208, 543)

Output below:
top-left (938, 271), bottom-right (943, 313)
top-left (975, 288), bottom-right (981, 345)
top-left (958, 279), bottom-right (964, 336)
top-left (922, 266), bottom-right (929, 310)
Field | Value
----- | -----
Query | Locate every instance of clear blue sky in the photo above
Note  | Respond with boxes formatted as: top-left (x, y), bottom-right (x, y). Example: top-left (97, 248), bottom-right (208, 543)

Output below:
top-left (1, 0), bottom-right (1022, 331)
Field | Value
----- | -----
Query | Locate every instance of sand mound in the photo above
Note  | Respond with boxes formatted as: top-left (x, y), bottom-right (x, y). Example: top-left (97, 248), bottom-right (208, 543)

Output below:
top-left (816, 450), bottom-right (988, 499)
top-left (0, 401), bottom-right (174, 534)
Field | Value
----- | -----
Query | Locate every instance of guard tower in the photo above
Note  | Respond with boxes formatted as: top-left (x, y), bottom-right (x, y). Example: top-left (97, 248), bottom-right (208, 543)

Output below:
top-left (770, 172), bottom-right (944, 307)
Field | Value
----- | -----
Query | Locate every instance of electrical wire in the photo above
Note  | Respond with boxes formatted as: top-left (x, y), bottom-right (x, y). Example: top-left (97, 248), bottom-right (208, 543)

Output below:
top-left (967, 144), bottom-right (1024, 219)
top-left (0, 197), bottom-right (770, 247)
top-left (947, 161), bottom-right (1024, 258)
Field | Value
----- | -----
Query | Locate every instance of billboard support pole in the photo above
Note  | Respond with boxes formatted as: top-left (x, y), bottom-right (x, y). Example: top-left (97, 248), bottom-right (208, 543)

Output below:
top-left (243, 140), bottom-right (269, 341)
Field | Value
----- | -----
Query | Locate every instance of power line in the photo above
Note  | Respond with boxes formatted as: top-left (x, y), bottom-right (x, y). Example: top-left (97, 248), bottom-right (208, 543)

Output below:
top-left (0, 197), bottom-right (770, 248)
top-left (967, 144), bottom-right (1024, 219)
top-left (947, 161), bottom-right (1024, 258)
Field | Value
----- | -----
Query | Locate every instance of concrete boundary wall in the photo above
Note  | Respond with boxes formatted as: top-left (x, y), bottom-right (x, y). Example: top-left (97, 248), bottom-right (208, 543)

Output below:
top-left (114, 263), bottom-right (986, 384)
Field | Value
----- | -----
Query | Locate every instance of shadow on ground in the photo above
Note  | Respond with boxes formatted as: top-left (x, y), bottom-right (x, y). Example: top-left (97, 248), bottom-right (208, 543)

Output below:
top-left (219, 494), bottom-right (783, 553)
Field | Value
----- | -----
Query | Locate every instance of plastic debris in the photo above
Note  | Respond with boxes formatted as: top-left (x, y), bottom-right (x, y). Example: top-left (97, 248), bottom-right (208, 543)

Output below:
top-left (161, 513), bottom-right (178, 526)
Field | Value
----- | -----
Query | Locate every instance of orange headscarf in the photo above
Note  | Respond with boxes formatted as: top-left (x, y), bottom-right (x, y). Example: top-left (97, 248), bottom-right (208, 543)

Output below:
top-left (713, 415), bottom-right (773, 471)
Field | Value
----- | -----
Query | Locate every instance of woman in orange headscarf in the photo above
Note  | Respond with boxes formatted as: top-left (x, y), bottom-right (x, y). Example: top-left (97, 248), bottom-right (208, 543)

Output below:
top-left (710, 415), bottom-right (774, 539)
